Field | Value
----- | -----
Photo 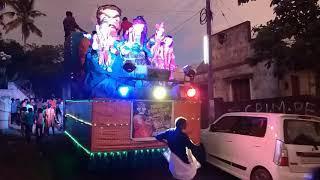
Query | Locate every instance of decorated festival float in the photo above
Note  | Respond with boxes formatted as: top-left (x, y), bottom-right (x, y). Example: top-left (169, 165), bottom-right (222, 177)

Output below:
top-left (63, 4), bottom-right (201, 165)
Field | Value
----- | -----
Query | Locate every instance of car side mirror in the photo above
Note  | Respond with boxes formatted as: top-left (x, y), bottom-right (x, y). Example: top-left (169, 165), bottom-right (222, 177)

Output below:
top-left (209, 124), bottom-right (216, 132)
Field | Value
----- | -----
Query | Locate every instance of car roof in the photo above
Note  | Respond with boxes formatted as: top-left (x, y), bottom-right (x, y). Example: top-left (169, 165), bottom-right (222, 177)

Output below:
top-left (222, 112), bottom-right (320, 120)
top-left (222, 112), bottom-right (285, 117)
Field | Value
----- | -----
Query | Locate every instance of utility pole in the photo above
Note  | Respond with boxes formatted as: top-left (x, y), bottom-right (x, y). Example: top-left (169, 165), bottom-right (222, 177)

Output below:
top-left (206, 0), bottom-right (214, 119)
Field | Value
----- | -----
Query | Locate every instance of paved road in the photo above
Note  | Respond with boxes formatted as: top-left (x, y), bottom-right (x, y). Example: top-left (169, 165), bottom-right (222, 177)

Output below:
top-left (0, 130), bottom-right (238, 180)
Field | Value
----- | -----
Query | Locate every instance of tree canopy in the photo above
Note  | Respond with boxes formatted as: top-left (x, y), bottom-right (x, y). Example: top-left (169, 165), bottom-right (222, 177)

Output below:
top-left (0, 0), bottom-right (46, 44)
top-left (249, 0), bottom-right (320, 77)
top-left (1, 39), bottom-right (64, 97)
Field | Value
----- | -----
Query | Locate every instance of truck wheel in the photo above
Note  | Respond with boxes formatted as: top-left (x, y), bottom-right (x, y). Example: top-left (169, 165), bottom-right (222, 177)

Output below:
top-left (250, 168), bottom-right (272, 180)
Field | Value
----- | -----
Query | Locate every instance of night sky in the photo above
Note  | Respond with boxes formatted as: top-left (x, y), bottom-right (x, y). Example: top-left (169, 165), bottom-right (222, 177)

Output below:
top-left (3, 0), bottom-right (273, 67)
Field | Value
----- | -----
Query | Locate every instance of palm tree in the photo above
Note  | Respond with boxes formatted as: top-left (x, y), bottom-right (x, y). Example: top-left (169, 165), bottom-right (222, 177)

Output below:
top-left (0, 0), bottom-right (46, 44)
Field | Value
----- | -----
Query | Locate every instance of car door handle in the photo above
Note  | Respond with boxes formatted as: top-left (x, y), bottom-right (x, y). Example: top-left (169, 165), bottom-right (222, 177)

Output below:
top-left (226, 140), bottom-right (233, 143)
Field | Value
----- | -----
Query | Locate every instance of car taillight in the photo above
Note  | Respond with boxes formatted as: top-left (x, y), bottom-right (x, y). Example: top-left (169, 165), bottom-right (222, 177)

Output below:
top-left (274, 139), bottom-right (289, 166)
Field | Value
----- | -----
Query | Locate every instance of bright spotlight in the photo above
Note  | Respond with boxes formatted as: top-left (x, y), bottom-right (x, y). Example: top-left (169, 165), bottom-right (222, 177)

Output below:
top-left (118, 86), bottom-right (130, 97)
top-left (153, 86), bottom-right (167, 100)
top-left (187, 88), bottom-right (197, 98)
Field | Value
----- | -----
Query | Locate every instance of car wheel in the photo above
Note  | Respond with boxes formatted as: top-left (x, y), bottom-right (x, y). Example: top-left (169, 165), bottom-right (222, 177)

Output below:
top-left (250, 168), bottom-right (272, 180)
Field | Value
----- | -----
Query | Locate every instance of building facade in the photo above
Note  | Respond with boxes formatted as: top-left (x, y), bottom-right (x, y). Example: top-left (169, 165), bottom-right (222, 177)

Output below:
top-left (196, 21), bottom-right (319, 103)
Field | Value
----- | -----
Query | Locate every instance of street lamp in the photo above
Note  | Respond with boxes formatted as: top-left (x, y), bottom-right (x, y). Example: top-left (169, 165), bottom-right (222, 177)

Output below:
top-left (203, 35), bottom-right (209, 64)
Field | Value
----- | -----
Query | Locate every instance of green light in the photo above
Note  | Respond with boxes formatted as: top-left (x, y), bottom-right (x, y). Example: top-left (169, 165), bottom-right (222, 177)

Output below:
top-left (65, 114), bottom-right (92, 126)
top-left (64, 131), bottom-right (167, 158)
top-left (64, 131), bottom-right (91, 155)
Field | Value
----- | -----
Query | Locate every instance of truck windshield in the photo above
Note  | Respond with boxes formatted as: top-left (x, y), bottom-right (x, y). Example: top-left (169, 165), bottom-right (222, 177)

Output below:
top-left (284, 119), bottom-right (320, 146)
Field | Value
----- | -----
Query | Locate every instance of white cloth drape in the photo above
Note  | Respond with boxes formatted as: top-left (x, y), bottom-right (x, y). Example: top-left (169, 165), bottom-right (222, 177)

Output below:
top-left (163, 149), bottom-right (201, 180)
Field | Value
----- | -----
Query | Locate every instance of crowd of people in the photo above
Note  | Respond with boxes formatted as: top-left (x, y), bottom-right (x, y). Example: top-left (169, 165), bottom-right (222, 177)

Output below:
top-left (10, 97), bottom-right (64, 143)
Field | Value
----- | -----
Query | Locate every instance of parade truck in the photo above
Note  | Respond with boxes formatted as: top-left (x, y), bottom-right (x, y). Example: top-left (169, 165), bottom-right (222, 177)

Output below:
top-left (63, 4), bottom-right (202, 167)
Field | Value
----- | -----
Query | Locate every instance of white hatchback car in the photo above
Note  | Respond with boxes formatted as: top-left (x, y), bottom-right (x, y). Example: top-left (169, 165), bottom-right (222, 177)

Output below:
top-left (201, 112), bottom-right (320, 180)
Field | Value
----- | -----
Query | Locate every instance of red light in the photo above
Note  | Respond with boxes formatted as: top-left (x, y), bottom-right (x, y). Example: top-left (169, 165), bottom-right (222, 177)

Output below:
top-left (187, 88), bottom-right (197, 97)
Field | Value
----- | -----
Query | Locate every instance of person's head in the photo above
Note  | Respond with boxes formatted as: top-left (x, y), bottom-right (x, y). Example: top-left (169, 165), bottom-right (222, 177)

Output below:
top-left (66, 11), bottom-right (73, 17)
top-left (122, 17), bottom-right (128, 21)
top-left (175, 117), bottom-right (187, 130)
top-left (96, 4), bottom-right (121, 28)
top-left (28, 108), bottom-right (33, 113)
top-left (37, 108), bottom-right (43, 114)
top-left (11, 98), bottom-right (14, 102)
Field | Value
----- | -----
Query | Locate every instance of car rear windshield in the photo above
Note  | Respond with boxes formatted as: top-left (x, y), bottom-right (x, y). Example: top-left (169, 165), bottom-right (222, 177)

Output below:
top-left (284, 119), bottom-right (320, 146)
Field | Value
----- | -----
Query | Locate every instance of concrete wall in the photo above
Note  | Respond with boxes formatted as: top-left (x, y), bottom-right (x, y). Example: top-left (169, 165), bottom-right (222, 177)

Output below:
top-left (209, 21), bottom-right (279, 102)
top-left (196, 21), bottom-right (317, 103)
top-left (0, 82), bottom-right (28, 129)
top-left (211, 21), bottom-right (252, 69)
top-left (279, 71), bottom-right (317, 97)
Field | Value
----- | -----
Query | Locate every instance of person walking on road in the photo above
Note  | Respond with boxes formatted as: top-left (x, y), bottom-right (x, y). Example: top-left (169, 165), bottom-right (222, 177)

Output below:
top-left (45, 104), bottom-right (56, 135)
top-left (35, 108), bottom-right (44, 142)
top-left (25, 108), bottom-right (35, 143)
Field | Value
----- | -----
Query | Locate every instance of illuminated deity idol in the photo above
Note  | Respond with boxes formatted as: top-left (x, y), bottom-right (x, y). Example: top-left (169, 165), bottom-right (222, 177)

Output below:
top-left (79, 4), bottom-right (124, 97)
top-left (77, 4), bottom-right (177, 98)
top-left (93, 5), bottom-right (122, 71)
top-left (149, 23), bottom-right (176, 79)
top-left (120, 16), bottom-right (152, 78)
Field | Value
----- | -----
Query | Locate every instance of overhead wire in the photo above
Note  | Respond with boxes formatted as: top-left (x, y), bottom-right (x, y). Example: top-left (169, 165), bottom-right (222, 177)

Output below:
top-left (167, 9), bottom-right (202, 35)
top-left (218, 0), bottom-right (244, 22)
top-left (214, 0), bottom-right (230, 25)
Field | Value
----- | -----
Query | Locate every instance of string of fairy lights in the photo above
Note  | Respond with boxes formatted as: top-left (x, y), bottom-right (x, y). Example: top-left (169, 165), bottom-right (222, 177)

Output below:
top-left (64, 131), bottom-right (167, 158)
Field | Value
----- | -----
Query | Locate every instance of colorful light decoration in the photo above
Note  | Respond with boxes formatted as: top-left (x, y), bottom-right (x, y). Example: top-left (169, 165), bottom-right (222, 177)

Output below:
top-left (118, 86), bottom-right (130, 97)
top-left (153, 86), bottom-right (167, 100)
top-left (64, 131), bottom-right (167, 158)
top-left (65, 114), bottom-right (92, 126)
top-left (187, 88), bottom-right (197, 98)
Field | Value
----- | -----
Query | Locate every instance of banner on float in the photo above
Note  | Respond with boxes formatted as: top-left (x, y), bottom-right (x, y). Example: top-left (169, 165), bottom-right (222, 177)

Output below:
top-left (131, 100), bottom-right (174, 141)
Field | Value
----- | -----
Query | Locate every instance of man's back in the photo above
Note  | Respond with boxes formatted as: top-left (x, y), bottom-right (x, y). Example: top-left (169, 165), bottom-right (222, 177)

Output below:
top-left (46, 108), bottom-right (55, 122)
top-left (156, 128), bottom-right (196, 164)
top-left (25, 112), bottom-right (34, 126)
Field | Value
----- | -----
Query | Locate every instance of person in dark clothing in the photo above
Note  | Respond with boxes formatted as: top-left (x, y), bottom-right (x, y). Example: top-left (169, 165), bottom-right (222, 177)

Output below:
top-left (156, 117), bottom-right (199, 164)
top-left (25, 108), bottom-right (35, 143)
top-left (119, 17), bottom-right (132, 36)
top-left (63, 11), bottom-right (85, 40)
top-left (156, 117), bottom-right (200, 180)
